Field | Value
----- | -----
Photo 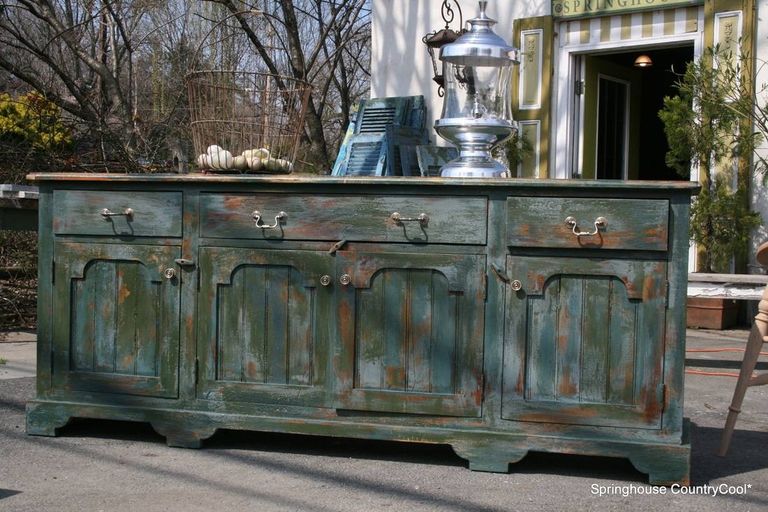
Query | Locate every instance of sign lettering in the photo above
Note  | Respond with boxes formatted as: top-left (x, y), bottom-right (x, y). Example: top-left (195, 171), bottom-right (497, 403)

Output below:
top-left (552, 0), bottom-right (701, 19)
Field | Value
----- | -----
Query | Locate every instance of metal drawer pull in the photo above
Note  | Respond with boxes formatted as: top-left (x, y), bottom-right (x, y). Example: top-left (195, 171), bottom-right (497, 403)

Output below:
top-left (163, 268), bottom-right (176, 280)
top-left (511, 280), bottom-right (523, 292)
top-left (565, 216), bottom-right (607, 237)
top-left (252, 210), bottom-right (287, 229)
top-left (391, 212), bottom-right (429, 226)
top-left (339, 274), bottom-right (352, 286)
top-left (101, 207), bottom-right (134, 219)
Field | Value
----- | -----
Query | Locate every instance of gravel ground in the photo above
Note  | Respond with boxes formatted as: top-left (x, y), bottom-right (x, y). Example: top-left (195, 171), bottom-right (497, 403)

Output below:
top-left (0, 330), bottom-right (767, 512)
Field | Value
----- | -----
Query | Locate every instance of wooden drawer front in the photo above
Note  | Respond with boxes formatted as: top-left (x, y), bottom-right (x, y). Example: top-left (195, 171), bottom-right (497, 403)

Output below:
top-left (506, 197), bottom-right (669, 251)
top-left (200, 193), bottom-right (488, 244)
top-left (53, 190), bottom-right (182, 237)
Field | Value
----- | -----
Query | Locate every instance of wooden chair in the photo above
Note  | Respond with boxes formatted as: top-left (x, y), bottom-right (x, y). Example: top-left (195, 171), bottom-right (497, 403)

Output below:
top-left (719, 240), bottom-right (768, 456)
top-left (331, 96), bottom-right (428, 176)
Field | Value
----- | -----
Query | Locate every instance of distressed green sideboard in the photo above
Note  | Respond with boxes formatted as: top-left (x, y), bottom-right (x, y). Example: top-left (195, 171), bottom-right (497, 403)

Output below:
top-left (26, 174), bottom-right (697, 485)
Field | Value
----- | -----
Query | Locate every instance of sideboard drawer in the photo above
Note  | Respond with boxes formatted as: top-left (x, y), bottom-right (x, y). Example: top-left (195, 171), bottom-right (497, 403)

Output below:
top-left (506, 197), bottom-right (669, 251)
top-left (53, 190), bottom-right (183, 237)
top-left (200, 193), bottom-right (488, 244)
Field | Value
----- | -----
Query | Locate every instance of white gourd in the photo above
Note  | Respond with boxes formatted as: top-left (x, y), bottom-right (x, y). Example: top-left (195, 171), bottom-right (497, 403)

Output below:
top-left (247, 157), bottom-right (265, 171)
top-left (233, 155), bottom-right (248, 170)
top-left (210, 149), bottom-right (233, 170)
top-left (275, 159), bottom-right (291, 173)
top-left (265, 158), bottom-right (279, 172)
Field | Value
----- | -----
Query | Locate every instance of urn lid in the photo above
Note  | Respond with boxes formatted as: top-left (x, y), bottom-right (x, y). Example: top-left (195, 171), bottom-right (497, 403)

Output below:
top-left (440, 1), bottom-right (519, 67)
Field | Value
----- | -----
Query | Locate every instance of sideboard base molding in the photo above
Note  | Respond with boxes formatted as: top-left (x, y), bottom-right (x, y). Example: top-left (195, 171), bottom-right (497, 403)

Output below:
top-left (26, 399), bottom-right (691, 485)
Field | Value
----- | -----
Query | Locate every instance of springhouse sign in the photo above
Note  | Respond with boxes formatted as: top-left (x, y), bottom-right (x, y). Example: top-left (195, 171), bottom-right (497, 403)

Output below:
top-left (552, 0), bottom-right (702, 19)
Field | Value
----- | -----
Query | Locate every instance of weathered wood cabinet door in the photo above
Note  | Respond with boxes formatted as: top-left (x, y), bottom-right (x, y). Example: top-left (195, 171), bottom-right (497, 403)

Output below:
top-left (502, 256), bottom-right (667, 428)
top-left (335, 251), bottom-right (486, 417)
top-left (52, 243), bottom-right (181, 398)
top-left (197, 247), bottom-right (333, 406)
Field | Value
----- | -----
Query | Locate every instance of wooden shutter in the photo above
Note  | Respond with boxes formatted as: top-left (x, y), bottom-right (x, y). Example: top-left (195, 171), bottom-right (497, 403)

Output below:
top-left (702, 0), bottom-right (756, 271)
top-left (331, 96), bottom-right (427, 176)
top-left (704, 0), bottom-right (755, 189)
top-left (512, 16), bottom-right (554, 179)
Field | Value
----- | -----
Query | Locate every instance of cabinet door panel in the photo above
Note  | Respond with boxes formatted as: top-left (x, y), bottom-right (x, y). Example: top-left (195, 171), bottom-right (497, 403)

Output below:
top-left (54, 243), bottom-right (180, 398)
top-left (502, 256), bottom-right (666, 428)
top-left (198, 248), bottom-right (332, 406)
top-left (337, 252), bottom-right (485, 417)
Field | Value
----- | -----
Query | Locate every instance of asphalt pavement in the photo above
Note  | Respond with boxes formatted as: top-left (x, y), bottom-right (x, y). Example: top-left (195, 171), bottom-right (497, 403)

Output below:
top-left (1, 329), bottom-right (767, 512)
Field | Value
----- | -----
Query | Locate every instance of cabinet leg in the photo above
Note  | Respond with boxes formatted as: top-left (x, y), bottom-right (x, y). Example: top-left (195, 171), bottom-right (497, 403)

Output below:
top-left (151, 422), bottom-right (217, 449)
top-left (629, 446), bottom-right (690, 486)
top-left (452, 441), bottom-right (528, 474)
top-left (26, 402), bottom-right (71, 437)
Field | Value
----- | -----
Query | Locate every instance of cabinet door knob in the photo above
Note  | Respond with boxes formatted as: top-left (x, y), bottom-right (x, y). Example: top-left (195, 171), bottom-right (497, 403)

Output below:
top-left (511, 280), bottom-right (523, 291)
top-left (339, 274), bottom-right (352, 286)
top-left (164, 268), bottom-right (176, 280)
top-left (320, 275), bottom-right (332, 287)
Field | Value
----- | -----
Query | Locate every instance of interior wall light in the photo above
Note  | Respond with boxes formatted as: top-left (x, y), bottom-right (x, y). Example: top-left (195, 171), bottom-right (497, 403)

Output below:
top-left (634, 54), bottom-right (653, 68)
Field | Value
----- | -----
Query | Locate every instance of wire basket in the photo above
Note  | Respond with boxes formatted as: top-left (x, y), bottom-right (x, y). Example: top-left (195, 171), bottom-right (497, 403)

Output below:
top-left (187, 70), bottom-right (311, 173)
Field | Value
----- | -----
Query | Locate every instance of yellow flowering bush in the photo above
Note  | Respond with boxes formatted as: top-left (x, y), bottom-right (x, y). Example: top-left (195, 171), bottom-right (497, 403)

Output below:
top-left (0, 91), bottom-right (71, 150)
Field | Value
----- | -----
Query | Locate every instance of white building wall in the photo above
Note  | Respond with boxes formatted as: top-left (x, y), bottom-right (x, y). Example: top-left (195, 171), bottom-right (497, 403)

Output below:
top-left (371, 0), bottom-right (550, 143)
top-left (751, 0), bottom-right (768, 271)
top-left (371, 0), bottom-right (767, 263)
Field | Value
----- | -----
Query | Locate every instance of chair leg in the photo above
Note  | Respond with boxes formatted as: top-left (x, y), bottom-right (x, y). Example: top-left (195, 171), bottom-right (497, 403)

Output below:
top-left (718, 323), bottom-right (766, 456)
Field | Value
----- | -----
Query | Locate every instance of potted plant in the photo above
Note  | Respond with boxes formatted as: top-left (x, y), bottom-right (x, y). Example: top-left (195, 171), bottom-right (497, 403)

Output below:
top-left (659, 45), bottom-right (766, 328)
top-left (492, 130), bottom-right (534, 176)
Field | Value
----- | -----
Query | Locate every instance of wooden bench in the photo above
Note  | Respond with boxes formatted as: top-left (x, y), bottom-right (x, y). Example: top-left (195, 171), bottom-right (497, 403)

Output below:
top-left (688, 272), bottom-right (768, 301)
top-left (0, 185), bottom-right (39, 231)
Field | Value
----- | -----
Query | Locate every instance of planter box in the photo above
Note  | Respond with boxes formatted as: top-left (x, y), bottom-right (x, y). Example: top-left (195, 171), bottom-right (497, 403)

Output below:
top-left (686, 297), bottom-right (739, 330)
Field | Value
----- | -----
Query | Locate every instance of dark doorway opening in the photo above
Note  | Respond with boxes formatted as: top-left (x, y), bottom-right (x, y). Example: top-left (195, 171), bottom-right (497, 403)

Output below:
top-left (596, 76), bottom-right (629, 180)
top-left (598, 45), bottom-right (694, 181)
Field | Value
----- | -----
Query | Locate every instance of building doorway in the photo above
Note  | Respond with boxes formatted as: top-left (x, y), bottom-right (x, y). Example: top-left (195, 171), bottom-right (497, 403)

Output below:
top-left (571, 45), bottom-right (694, 181)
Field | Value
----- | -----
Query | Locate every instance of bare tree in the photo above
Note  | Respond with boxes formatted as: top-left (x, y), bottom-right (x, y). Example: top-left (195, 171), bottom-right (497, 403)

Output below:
top-left (0, 1), bottom-right (139, 166)
top-left (0, 1), bottom-right (207, 170)
top-left (0, 0), bottom-right (369, 172)
top-left (206, 0), bottom-right (370, 171)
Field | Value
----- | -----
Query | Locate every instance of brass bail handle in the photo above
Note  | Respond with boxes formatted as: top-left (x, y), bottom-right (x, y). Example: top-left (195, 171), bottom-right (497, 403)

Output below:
top-left (101, 207), bottom-right (134, 219)
top-left (252, 210), bottom-right (287, 229)
top-left (391, 212), bottom-right (429, 226)
top-left (564, 216), bottom-right (607, 237)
